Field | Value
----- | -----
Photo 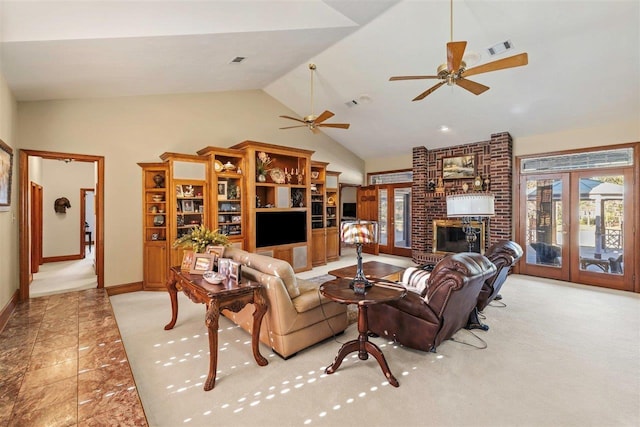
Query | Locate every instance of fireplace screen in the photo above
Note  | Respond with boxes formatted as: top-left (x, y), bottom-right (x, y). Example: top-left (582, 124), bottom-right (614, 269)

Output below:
top-left (433, 219), bottom-right (485, 254)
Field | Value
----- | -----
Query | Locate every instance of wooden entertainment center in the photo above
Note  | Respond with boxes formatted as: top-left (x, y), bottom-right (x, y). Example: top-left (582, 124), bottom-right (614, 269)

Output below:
top-left (138, 140), bottom-right (340, 289)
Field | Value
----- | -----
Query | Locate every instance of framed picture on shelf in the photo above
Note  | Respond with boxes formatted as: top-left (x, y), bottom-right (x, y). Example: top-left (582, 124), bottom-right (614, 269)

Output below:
top-left (176, 185), bottom-right (184, 197)
top-left (217, 181), bottom-right (227, 200)
top-left (229, 260), bottom-right (242, 282)
top-left (442, 155), bottom-right (475, 180)
top-left (181, 200), bottom-right (194, 212)
top-left (190, 253), bottom-right (216, 275)
top-left (0, 139), bottom-right (14, 208)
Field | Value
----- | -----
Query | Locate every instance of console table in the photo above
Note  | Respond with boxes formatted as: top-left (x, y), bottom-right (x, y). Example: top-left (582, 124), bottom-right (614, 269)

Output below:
top-left (320, 278), bottom-right (407, 387)
top-left (165, 266), bottom-right (269, 391)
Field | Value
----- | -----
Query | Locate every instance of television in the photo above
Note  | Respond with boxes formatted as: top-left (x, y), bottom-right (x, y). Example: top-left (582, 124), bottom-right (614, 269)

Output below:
top-left (342, 202), bottom-right (356, 218)
top-left (256, 211), bottom-right (307, 248)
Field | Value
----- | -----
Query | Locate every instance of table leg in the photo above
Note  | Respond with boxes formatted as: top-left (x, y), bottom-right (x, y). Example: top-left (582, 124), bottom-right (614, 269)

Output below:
top-left (204, 300), bottom-right (220, 391)
top-left (325, 303), bottom-right (400, 387)
top-left (164, 271), bottom-right (179, 331)
top-left (251, 288), bottom-right (269, 367)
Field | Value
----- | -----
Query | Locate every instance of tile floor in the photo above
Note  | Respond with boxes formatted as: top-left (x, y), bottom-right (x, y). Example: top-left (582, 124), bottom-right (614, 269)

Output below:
top-left (0, 289), bottom-right (147, 426)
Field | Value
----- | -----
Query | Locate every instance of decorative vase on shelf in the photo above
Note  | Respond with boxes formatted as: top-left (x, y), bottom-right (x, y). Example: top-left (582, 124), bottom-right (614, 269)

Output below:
top-left (257, 173), bottom-right (267, 182)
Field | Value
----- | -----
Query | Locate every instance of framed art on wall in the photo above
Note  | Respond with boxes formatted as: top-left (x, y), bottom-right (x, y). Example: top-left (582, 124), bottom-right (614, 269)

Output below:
top-left (442, 155), bottom-right (475, 180)
top-left (0, 139), bottom-right (14, 208)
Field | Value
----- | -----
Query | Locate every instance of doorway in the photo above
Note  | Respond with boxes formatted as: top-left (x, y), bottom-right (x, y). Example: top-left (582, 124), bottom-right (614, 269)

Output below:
top-left (377, 184), bottom-right (412, 257)
top-left (81, 188), bottom-right (95, 258)
top-left (516, 148), bottom-right (636, 292)
top-left (19, 150), bottom-right (105, 301)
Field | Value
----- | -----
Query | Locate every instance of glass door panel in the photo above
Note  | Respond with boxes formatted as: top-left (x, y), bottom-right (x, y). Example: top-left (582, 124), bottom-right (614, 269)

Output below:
top-left (393, 188), bottom-right (411, 250)
top-left (577, 175), bottom-right (624, 275)
top-left (572, 170), bottom-right (632, 291)
top-left (377, 184), bottom-right (411, 257)
top-left (520, 174), bottom-right (570, 281)
top-left (378, 188), bottom-right (388, 247)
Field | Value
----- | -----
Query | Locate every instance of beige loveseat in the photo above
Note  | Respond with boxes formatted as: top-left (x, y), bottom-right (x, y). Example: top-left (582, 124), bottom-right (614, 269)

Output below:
top-left (221, 247), bottom-right (348, 359)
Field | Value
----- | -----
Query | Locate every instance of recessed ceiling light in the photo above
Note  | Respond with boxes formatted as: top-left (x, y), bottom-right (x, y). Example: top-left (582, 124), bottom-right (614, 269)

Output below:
top-left (439, 125), bottom-right (450, 132)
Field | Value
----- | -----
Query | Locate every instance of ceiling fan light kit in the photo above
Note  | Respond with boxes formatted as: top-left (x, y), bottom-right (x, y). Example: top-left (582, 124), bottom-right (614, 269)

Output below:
top-left (390, 0), bottom-right (529, 101)
top-left (279, 63), bottom-right (350, 133)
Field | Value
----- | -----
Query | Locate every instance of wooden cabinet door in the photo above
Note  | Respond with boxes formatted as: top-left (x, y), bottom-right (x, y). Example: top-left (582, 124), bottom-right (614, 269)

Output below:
top-left (326, 228), bottom-right (339, 261)
top-left (311, 229), bottom-right (327, 266)
top-left (144, 243), bottom-right (167, 290)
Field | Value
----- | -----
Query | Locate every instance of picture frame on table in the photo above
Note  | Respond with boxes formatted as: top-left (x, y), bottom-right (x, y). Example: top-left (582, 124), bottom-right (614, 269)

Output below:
top-left (181, 199), bottom-right (194, 212)
top-left (229, 260), bottom-right (242, 282)
top-left (0, 139), bottom-right (14, 208)
top-left (180, 250), bottom-right (194, 271)
top-left (205, 245), bottom-right (225, 268)
top-left (218, 258), bottom-right (231, 277)
top-left (190, 253), bottom-right (216, 275)
top-left (217, 181), bottom-right (227, 200)
top-left (442, 155), bottom-right (475, 180)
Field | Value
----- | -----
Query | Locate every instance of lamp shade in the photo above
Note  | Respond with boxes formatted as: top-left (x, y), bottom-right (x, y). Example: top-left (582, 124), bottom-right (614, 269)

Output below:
top-left (446, 194), bottom-right (495, 217)
top-left (341, 221), bottom-right (378, 244)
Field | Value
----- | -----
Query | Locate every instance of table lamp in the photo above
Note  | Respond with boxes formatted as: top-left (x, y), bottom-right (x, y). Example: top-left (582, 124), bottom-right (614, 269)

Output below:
top-left (446, 194), bottom-right (495, 252)
top-left (341, 220), bottom-right (378, 294)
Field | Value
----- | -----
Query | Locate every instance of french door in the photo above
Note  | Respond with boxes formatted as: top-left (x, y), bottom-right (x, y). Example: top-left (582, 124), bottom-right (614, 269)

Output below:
top-left (518, 168), bottom-right (634, 291)
top-left (377, 184), bottom-right (412, 257)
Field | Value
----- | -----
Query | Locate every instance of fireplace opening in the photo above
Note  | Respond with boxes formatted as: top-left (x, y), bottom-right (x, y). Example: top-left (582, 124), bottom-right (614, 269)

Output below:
top-left (433, 219), bottom-right (485, 254)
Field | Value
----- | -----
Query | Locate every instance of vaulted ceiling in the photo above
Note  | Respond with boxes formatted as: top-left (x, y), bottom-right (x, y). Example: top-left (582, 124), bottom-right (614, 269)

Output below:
top-left (1, 1), bottom-right (638, 159)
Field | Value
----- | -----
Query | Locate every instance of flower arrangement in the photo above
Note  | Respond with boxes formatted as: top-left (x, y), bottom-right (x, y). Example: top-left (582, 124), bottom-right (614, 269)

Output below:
top-left (256, 151), bottom-right (275, 176)
top-left (173, 225), bottom-right (230, 253)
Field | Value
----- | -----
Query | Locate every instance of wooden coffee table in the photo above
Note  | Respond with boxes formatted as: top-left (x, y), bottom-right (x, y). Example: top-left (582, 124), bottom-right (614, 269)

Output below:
top-left (328, 260), bottom-right (405, 282)
top-left (320, 278), bottom-right (407, 387)
top-left (165, 266), bottom-right (268, 391)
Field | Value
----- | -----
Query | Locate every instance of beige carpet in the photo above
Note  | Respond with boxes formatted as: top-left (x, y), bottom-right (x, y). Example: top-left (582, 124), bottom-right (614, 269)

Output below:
top-left (110, 274), bottom-right (640, 427)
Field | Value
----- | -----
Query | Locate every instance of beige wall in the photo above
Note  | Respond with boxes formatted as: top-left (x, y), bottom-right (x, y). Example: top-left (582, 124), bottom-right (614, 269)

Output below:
top-left (0, 71), bottom-right (18, 310)
top-left (16, 90), bottom-right (364, 287)
top-left (363, 120), bottom-right (640, 174)
top-left (42, 159), bottom-right (95, 257)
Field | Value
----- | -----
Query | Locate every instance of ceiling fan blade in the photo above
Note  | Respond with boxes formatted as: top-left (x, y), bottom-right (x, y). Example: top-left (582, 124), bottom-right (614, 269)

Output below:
top-left (447, 41), bottom-right (467, 72)
top-left (412, 81), bottom-right (446, 101)
top-left (456, 78), bottom-right (490, 95)
top-left (317, 123), bottom-right (350, 129)
top-left (463, 52), bottom-right (529, 78)
top-left (279, 115), bottom-right (306, 124)
top-left (279, 125), bottom-right (308, 130)
top-left (390, 75), bottom-right (440, 81)
top-left (314, 110), bottom-right (335, 124)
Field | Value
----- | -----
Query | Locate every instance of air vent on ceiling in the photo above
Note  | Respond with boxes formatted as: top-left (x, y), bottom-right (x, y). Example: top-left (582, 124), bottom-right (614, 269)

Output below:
top-left (487, 40), bottom-right (513, 56)
top-left (230, 56), bottom-right (246, 63)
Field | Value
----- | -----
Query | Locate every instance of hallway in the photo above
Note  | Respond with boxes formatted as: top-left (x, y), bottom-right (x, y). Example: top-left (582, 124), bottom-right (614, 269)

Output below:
top-left (30, 248), bottom-right (97, 298)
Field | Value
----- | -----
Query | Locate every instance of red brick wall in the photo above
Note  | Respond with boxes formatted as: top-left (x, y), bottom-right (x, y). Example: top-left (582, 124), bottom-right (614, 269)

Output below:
top-left (412, 132), bottom-right (513, 265)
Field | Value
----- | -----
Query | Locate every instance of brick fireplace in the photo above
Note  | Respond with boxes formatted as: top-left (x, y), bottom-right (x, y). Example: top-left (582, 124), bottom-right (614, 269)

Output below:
top-left (411, 132), bottom-right (513, 265)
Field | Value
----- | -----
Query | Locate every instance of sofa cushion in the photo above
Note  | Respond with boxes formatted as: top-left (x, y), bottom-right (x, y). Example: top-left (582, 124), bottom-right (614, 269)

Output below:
top-left (224, 247), bottom-right (300, 298)
top-left (292, 278), bottom-right (330, 313)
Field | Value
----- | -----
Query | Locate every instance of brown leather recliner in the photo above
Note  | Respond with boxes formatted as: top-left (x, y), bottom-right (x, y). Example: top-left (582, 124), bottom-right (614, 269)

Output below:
top-left (467, 240), bottom-right (523, 330)
top-left (368, 252), bottom-right (496, 353)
